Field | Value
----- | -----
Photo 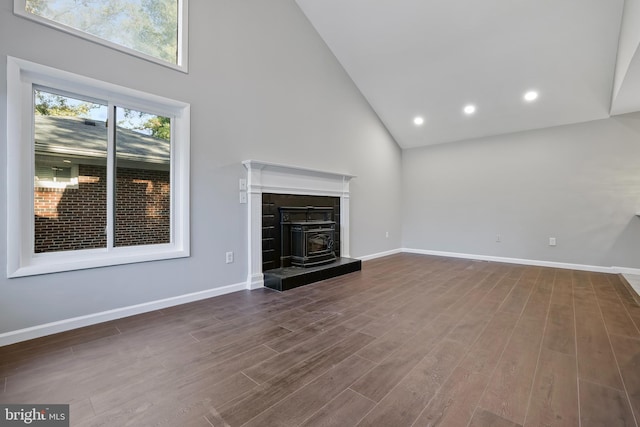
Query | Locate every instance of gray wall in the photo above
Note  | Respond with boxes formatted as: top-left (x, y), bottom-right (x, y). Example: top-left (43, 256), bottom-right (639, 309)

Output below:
top-left (402, 113), bottom-right (640, 269)
top-left (0, 1), bottom-right (403, 334)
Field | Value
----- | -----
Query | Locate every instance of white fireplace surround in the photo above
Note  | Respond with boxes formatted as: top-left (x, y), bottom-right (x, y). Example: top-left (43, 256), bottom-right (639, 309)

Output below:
top-left (243, 160), bottom-right (355, 289)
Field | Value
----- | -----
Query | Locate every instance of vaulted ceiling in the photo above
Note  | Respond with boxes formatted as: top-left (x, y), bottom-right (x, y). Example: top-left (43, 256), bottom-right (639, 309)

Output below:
top-left (296, 0), bottom-right (639, 149)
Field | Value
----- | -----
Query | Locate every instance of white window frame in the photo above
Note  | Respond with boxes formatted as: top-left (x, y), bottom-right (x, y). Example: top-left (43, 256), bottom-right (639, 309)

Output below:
top-left (13, 0), bottom-right (189, 73)
top-left (6, 56), bottom-right (191, 278)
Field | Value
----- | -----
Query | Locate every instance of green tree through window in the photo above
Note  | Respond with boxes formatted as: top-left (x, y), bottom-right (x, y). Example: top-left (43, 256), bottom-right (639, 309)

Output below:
top-left (25, 0), bottom-right (179, 64)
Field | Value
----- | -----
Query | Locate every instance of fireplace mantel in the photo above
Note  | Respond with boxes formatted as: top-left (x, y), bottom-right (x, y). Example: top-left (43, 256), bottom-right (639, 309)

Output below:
top-left (243, 160), bottom-right (355, 289)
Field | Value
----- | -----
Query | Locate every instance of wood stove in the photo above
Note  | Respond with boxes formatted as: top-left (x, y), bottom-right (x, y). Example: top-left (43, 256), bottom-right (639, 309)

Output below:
top-left (280, 206), bottom-right (337, 267)
top-left (290, 221), bottom-right (336, 267)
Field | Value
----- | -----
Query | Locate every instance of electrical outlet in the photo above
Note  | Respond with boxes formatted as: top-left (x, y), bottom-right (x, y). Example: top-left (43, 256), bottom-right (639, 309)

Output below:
top-left (385, 231), bottom-right (389, 238)
top-left (239, 192), bottom-right (247, 204)
top-left (239, 179), bottom-right (247, 191)
top-left (226, 251), bottom-right (234, 263)
top-left (549, 237), bottom-right (557, 246)
top-left (496, 234), bottom-right (501, 243)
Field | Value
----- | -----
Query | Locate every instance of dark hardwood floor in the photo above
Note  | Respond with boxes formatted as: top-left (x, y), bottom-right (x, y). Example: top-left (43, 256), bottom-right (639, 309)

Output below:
top-left (1, 253), bottom-right (639, 426)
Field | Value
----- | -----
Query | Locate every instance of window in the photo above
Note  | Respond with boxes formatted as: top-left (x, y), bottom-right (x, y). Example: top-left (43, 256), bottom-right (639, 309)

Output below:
top-left (35, 164), bottom-right (80, 189)
top-left (14, 0), bottom-right (189, 72)
top-left (7, 57), bottom-right (190, 277)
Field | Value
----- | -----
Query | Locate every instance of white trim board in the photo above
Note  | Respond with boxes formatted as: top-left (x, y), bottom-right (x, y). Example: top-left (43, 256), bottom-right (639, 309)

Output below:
top-left (402, 248), bottom-right (640, 275)
top-left (0, 281), bottom-right (246, 347)
top-left (358, 248), bottom-right (403, 262)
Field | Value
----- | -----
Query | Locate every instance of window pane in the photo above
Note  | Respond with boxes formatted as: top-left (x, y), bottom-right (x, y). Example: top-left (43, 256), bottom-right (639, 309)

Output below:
top-left (25, 0), bottom-right (179, 65)
top-left (115, 107), bottom-right (171, 247)
top-left (34, 90), bottom-right (108, 253)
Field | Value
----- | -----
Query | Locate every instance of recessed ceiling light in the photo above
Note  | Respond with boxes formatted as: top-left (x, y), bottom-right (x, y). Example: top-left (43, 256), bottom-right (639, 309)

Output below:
top-left (524, 91), bottom-right (539, 102)
top-left (463, 104), bottom-right (476, 115)
top-left (413, 116), bottom-right (424, 126)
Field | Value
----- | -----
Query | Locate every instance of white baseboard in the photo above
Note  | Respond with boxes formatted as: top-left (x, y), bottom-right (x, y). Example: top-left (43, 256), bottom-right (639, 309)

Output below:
top-left (246, 273), bottom-right (265, 290)
top-left (358, 248), bottom-right (403, 262)
top-left (401, 248), bottom-right (632, 274)
top-left (0, 281), bottom-right (246, 347)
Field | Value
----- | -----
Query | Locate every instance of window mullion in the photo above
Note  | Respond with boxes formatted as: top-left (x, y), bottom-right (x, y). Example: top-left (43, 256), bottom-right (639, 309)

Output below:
top-left (26, 82), bottom-right (37, 259)
top-left (106, 103), bottom-right (116, 250)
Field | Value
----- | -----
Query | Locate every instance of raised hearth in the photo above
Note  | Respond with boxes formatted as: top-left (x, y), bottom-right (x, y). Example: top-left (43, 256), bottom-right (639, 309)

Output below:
top-left (264, 257), bottom-right (361, 291)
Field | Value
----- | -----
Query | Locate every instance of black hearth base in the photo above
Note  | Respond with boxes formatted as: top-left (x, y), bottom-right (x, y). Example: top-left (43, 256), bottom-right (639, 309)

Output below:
top-left (263, 257), bottom-right (362, 291)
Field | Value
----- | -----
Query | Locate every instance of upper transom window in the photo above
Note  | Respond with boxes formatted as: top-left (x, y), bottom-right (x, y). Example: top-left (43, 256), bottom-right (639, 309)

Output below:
top-left (14, 0), bottom-right (188, 72)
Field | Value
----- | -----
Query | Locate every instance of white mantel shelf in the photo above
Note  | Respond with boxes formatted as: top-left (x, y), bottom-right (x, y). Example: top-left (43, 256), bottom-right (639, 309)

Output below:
top-left (242, 160), bottom-right (355, 290)
top-left (242, 160), bottom-right (355, 180)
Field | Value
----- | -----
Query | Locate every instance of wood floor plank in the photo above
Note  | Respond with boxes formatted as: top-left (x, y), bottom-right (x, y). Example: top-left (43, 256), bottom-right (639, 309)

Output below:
top-left (551, 270), bottom-right (574, 307)
top-left (479, 315), bottom-right (546, 424)
top-left (91, 394), bottom-right (217, 427)
top-left (88, 344), bottom-right (274, 415)
top-left (356, 339), bottom-right (466, 427)
top-left (68, 398), bottom-right (95, 426)
top-left (265, 313), bottom-right (346, 353)
top-left (356, 326), bottom-right (419, 363)
top-left (172, 341), bottom-right (276, 381)
top-left (159, 324), bottom-right (291, 370)
top-left (301, 389), bottom-right (375, 427)
top-left (574, 290), bottom-right (625, 390)
top-left (411, 366), bottom-right (490, 427)
top-left (445, 272), bottom-right (502, 319)
top-left (457, 311), bottom-right (521, 376)
top-left (543, 303), bottom-right (575, 355)
top-left (598, 300), bottom-right (640, 339)
top-left (608, 274), bottom-right (639, 304)
top-left (360, 280), bottom-right (430, 319)
top-left (349, 316), bottom-right (455, 402)
top-left (591, 273), bottom-right (624, 305)
top-left (579, 379), bottom-right (636, 427)
top-left (520, 272), bottom-right (554, 320)
top-left (624, 303), bottom-right (640, 337)
top-left (244, 325), bottom-right (359, 384)
top-left (242, 355), bottom-right (375, 427)
top-left (0, 346), bottom-right (74, 380)
top-left (446, 296), bottom-right (503, 346)
top-left (572, 274), bottom-right (600, 312)
top-left (0, 322), bottom-right (121, 364)
top-left (215, 332), bottom-right (375, 426)
top-left (523, 349), bottom-right (579, 427)
top-left (5, 348), bottom-right (168, 405)
top-left (468, 409), bottom-right (523, 427)
top-left (278, 309), bottom-right (337, 331)
top-left (483, 277), bottom-right (520, 303)
top-left (609, 333), bottom-right (640, 423)
top-left (75, 396), bottom-right (157, 427)
top-left (498, 275), bottom-right (536, 315)
top-left (177, 372), bottom-right (258, 408)
top-left (213, 295), bottom-right (315, 323)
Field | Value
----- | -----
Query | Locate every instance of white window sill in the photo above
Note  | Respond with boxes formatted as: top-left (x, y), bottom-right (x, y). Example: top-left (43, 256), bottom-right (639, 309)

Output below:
top-left (9, 245), bottom-right (189, 278)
